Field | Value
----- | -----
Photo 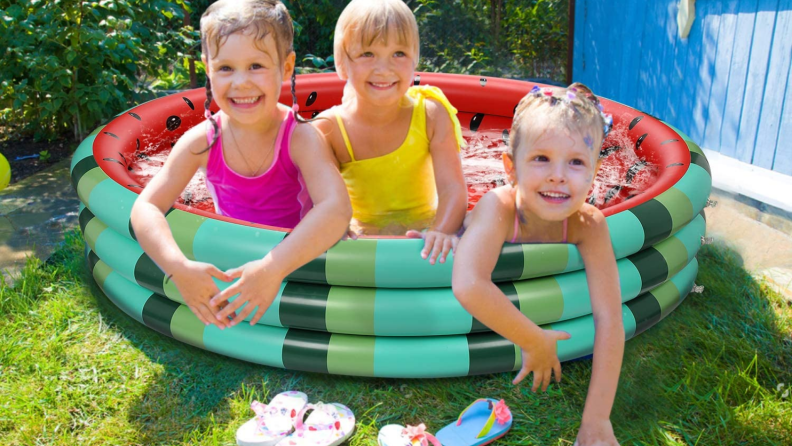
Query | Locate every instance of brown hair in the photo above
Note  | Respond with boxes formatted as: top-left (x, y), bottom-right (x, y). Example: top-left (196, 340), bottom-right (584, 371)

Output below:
top-left (199, 0), bottom-right (295, 152)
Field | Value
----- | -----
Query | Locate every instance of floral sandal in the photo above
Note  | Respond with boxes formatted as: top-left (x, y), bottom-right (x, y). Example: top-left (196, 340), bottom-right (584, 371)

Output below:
top-left (378, 423), bottom-right (441, 446)
top-left (236, 391), bottom-right (309, 446)
top-left (276, 402), bottom-right (355, 446)
top-left (435, 399), bottom-right (512, 446)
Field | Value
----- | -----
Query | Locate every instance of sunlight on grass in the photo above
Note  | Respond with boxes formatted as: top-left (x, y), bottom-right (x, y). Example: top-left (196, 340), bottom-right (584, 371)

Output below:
top-left (1, 232), bottom-right (790, 445)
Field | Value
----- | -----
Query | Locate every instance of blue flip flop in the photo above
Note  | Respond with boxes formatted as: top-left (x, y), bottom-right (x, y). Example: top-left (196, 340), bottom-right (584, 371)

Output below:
top-left (435, 398), bottom-right (512, 446)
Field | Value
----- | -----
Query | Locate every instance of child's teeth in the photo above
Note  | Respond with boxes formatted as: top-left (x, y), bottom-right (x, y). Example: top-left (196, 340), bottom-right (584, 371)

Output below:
top-left (233, 97), bottom-right (258, 104)
top-left (542, 192), bottom-right (569, 198)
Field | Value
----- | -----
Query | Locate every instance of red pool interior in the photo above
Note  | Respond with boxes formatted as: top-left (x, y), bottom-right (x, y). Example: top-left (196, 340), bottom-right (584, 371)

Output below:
top-left (128, 120), bottom-right (658, 214)
top-left (96, 73), bottom-right (691, 232)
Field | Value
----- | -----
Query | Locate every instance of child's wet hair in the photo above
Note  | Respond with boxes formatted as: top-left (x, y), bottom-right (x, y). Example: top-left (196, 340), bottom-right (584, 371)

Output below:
top-left (509, 82), bottom-right (612, 159)
top-left (199, 0), bottom-right (297, 153)
top-left (333, 0), bottom-right (420, 80)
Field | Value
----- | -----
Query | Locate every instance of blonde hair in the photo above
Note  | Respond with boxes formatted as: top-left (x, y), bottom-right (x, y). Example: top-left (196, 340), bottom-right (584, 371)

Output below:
top-left (333, 0), bottom-right (420, 80)
top-left (510, 83), bottom-right (607, 159)
top-left (200, 0), bottom-right (294, 64)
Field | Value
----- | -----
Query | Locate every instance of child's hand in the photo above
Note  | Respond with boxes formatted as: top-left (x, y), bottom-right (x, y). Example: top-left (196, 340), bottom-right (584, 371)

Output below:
top-left (171, 260), bottom-right (233, 328)
top-left (341, 226), bottom-right (359, 241)
top-left (405, 229), bottom-right (459, 264)
top-left (209, 259), bottom-right (283, 327)
top-left (513, 329), bottom-right (571, 391)
top-left (574, 418), bottom-right (619, 446)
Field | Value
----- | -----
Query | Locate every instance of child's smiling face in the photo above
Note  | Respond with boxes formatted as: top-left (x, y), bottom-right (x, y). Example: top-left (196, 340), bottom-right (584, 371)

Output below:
top-left (343, 31), bottom-right (416, 107)
top-left (203, 31), bottom-right (294, 125)
top-left (505, 124), bottom-right (601, 222)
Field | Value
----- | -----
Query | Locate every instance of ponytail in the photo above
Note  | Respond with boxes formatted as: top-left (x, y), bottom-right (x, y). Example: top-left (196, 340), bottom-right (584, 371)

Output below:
top-left (197, 77), bottom-right (219, 155)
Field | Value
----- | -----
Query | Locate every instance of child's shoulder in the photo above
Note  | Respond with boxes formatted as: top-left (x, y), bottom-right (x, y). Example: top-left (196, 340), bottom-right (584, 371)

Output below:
top-left (473, 186), bottom-right (515, 215)
top-left (174, 118), bottom-right (213, 154)
top-left (568, 203), bottom-right (608, 242)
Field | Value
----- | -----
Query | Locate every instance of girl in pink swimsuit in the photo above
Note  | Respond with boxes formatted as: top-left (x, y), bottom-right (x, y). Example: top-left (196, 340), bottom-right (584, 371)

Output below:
top-left (454, 84), bottom-right (624, 446)
top-left (130, 0), bottom-right (351, 330)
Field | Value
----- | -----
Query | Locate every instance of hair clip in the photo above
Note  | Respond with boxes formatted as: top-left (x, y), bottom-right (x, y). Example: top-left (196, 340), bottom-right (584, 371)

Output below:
top-left (601, 112), bottom-right (613, 138)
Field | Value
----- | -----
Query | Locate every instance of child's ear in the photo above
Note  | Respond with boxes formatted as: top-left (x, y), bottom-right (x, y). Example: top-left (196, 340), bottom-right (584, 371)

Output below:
top-left (201, 55), bottom-right (210, 79)
top-left (502, 152), bottom-right (517, 186)
top-left (283, 51), bottom-right (296, 79)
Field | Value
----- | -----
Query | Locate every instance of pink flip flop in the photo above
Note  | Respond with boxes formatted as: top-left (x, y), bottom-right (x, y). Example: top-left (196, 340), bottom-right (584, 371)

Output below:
top-left (236, 391), bottom-right (309, 446)
top-left (378, 423), bottom-right (441, 446)
top-left (276, 402), bottom-right (355, 446)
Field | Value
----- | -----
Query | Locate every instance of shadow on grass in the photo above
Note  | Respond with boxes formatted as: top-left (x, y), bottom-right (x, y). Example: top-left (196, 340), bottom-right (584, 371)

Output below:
top-left (80, 241), bottom-right (791, 445)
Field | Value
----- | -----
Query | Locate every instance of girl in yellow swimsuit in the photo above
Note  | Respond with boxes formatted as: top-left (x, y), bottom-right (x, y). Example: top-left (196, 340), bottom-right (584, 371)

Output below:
top-left (315, 0), bottom-right (467, 265)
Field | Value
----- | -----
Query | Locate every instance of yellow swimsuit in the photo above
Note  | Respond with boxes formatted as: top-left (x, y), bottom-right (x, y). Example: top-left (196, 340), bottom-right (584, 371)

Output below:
top-left (335, 86), bottom-right (465, 229)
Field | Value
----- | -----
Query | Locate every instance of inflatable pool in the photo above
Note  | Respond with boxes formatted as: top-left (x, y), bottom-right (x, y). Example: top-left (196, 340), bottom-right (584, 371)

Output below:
top-left (72, 73), bottom-right (711, 377)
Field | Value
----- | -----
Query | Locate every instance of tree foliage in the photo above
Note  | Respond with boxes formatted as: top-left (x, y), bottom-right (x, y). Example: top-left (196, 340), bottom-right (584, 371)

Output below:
top-left (0, 0), bottom-right (202, 141)
top-left (0, 0), bottom-right (567, 142)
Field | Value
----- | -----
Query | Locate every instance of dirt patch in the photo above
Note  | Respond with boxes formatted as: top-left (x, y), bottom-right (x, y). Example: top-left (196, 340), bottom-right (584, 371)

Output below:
top-left (0, 138), bottom-right (76, 185)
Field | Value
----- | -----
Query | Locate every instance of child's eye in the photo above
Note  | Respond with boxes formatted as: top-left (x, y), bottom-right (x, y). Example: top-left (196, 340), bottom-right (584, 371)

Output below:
top-left (218, 65), bottom-right (232, 72)
top-left (570, 158), bottom-right (585, 166)
top-left (533, 155), bottom-right (549, 162)
top-left (360, 51), bottom-right (374, 58)
top-left (250, 63), bottom-right (263, 70)
top-left (394, 51), bottom-right (406, 57)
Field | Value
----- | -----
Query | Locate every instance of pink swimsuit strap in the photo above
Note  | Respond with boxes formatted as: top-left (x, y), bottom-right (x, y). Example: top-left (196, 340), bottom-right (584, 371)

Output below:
top-left (511, 209), bottom-right (568, 244)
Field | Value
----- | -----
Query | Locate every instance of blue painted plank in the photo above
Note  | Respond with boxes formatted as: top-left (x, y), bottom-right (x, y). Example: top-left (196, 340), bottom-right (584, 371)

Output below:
top-left (735, 0), bottom-right (778, 164)
top-left (666, 1), bottom-right (692, 126)
top-left (693, 0), bottom-right (722, 148)
top-left (679, 0), bottom-right (707, 143)
top-left (773, 65), bottom-right (792, 174)
top-left (604, 1), bottom-right (623, 100)
top-left (587, 0), bottom-right (606, 92)
top-left (703, 0), bottom-right (740, 151)
top-left (720, 0), bottom-right (760, 158)
top-left (636, 1), bottom-right (666, 115)
top-left (753, 3), bottom-right (792, 169)
top-left (657, 0), bottom-right (681, 123)
top-left (572, 0), bottom-right (586, 82)
top-left (616, 0), bottom-right (647, 108)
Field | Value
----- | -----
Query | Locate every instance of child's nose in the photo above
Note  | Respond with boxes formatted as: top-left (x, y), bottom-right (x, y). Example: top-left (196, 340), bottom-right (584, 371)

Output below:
top-left (547, 164), bottom-right (567, 183)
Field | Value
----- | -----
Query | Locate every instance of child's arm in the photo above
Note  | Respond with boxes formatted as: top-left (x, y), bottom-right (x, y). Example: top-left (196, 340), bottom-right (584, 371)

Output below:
top-left (571, 205), bottom-right (624, 446)
top-left (130, 124), bottom-right (232, 328)
top-left (210, 123), bottom-right (352, 326)
top-left (452, 189), bottom-right (572, 391)
top-left (422, 98), bottom-right (467, 264)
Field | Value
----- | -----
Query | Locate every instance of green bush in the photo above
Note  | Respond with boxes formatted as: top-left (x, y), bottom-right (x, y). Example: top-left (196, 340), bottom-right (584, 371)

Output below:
top-left (0, 0), bottom-right (567, 142)
top-left (0, 0), bottom-right (201, 141)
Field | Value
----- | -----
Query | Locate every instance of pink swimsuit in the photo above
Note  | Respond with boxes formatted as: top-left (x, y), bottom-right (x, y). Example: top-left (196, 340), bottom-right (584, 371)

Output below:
top-left (510, 211), bottom-right (568, 244)
top-left (204, 109), bottom-right (312, 228)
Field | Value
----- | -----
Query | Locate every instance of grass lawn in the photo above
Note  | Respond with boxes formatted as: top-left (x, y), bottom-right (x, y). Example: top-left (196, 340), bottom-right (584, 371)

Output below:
top-left (1, 231), bottom-right (790, 445)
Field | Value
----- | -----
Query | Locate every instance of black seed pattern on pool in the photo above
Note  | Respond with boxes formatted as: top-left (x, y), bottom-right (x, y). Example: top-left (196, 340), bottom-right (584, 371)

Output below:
top-left (103, 132), bottom-right (119, 139)
top-left (306, 92), bottom-right (318, 107)
top-left (469, 113), bottom-right (484, 132)
top-left (183, 97), bottom-right (195, 110)
top-left (166, 116), bottom-right (181, 131)
top-left (129, 112), bottom-right (141, 121)
top-left (629, 116), bottom-right (642, 130)
top-left (635, 133), bottom-right (648, 149)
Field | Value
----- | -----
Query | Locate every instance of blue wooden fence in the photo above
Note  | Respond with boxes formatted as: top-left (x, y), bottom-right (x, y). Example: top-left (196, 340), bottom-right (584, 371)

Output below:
top-left (572, 0), bottom-right (792, 176)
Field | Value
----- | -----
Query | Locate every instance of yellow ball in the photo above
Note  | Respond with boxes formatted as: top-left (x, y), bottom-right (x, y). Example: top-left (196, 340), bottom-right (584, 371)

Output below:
top-left (0, 153), bottom-right (10, 190)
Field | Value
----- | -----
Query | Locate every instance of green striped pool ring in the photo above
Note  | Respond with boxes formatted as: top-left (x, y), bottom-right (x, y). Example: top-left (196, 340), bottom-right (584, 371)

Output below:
top-left (87, 247), bottom-right (698, 378)
top-left (70, 75), bottom-right (712, 289)
top-left (81, 203), bottom-right (705, 336)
